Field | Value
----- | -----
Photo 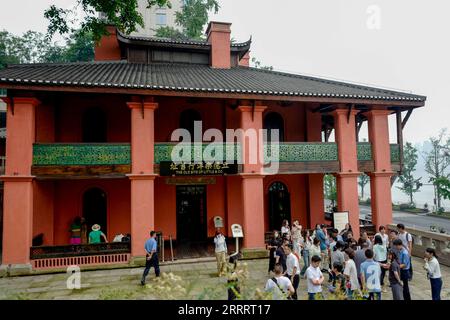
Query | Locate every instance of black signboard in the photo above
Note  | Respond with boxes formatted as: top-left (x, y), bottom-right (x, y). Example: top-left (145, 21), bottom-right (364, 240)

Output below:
top-left (160, 161), bottom-right (238, 176)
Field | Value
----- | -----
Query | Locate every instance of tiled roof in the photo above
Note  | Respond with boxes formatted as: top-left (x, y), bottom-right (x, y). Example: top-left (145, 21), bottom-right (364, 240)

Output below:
top-left (0, 61), bottom-right (426, 103)
top-left (117, 31), bottom-right (252, 49)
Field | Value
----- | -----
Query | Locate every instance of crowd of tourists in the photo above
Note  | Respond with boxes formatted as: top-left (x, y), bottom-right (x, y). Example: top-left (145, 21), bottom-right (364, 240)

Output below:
top-left (265, 221), bottom-right (443, 300)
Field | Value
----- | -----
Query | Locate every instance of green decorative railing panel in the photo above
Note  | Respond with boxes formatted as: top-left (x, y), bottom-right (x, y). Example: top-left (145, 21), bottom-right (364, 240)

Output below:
top-left (33, 144), bottom-right (131, 166)
top-left (154, 143), bottom-right (241, 164)
top-left (390, 144), bottom-right (400, 163)
top-left (264, 143), bottom-right (338, 162)
top-left (357, 143), bottom-right (373, 161)
top-left (32, 142), bottom-right (402, 167)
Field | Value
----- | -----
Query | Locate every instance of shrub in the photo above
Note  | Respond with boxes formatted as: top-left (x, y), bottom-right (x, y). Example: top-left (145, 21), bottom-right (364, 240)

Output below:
top-left (399, 203), bottom-right (415, 210)
top-left (365, 198), bottom-right (371, 205)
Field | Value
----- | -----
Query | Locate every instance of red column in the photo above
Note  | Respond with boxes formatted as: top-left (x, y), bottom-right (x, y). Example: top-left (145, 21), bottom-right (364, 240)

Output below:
top-left (238, 105), bottom-right (266, 250)
top-left (333, 108), bottom-right (361, 238)
top-left (1, 97), bottom-right (38, 266)
top-left (127, 101), bottom-right (158, 258)
top-left (306, 109), bottom-right (325, 227)
top-left (364, 110), bottom-right (394, 229)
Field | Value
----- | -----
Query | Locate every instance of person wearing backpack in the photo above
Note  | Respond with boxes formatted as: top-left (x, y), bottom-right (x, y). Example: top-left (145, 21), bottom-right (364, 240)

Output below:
top-left (264, 263), bottom-right (295, 300)
top-left (397, 224), bottom-right (413, 280)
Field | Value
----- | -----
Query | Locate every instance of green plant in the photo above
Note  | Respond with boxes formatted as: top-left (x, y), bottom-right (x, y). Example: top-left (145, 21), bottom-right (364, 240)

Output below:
top-left (99, 288), bottom-right (136, 300)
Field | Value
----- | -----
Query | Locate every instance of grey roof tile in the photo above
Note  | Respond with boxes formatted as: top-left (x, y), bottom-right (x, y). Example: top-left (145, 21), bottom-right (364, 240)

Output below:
top-left (0, 61), bottom-right (426, 102)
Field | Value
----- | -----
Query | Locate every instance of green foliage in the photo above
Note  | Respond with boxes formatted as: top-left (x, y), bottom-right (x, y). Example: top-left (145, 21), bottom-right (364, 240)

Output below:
top-left (434, 177), bottom-right (450, 201)
top-left (397, 142), bottom-right (422, 204)
top-left (324, 174), bottom-right (337, 207)
top-left (358, 174), bottom-right (370, 199)
top-left (0, 29), bottom-right (94, 67)
top-left (154, 26), bottom-right (189, 40)
top-left (251, 57), bottom-right (273, 71)
top-left (175, 0), bottom-right (219, 39)
top-left (45, 0), bottom-right (172, 42)
top-left (399, 203), bottom-right (416, 210)
top-left (99, 288), bottom-right (136, 300)
top-left (424, 129), bottom-right (450, 210)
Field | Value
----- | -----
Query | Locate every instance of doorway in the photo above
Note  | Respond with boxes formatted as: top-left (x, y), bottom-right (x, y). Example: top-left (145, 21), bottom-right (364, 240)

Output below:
top-left (176, 185), bottom-right (207, 243)
top-left (268, 182), bottom-right (291, 231)
top-left (82, 188), bottom-right (107, 238)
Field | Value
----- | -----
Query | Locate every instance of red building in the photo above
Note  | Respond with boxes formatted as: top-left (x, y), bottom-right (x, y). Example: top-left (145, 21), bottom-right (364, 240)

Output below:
top-left (0, 22), bottom-right (425, 275)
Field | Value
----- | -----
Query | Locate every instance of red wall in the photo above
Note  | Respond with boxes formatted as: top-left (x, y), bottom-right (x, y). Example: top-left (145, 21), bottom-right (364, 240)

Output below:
top-left (51, 179), bottom-right (130, 245)
top-left (33, 180), bottom-right (55, 245)
top-left (264, 175), bottom-right (309, 230)
top-left (35, 94), bottom-right (131, 143)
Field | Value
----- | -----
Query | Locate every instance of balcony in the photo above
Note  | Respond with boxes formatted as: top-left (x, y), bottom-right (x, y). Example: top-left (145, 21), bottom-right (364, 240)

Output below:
top-left (32, 143), bottom-right (131, 178)
top-left (31, 142), bottom-right (401, 177)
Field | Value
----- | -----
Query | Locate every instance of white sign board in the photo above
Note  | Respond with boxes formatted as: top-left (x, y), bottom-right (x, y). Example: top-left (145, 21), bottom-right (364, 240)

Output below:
top-left (333, 211), bottom-right (349, 233)
top-left (231, 224), bottom-right (244, 238)
top-left (213, 216), bottom-right (224, 228)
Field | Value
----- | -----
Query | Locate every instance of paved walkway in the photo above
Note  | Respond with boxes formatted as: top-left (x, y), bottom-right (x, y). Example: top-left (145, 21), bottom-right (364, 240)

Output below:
top-left (0, 256), bottom-right (448, 300)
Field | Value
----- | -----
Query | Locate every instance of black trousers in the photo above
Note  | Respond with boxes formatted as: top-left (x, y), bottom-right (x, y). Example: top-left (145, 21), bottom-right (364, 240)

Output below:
top-left (400, 269), bottom-right (411, 300)
top-left (141, 253), bottom-right (160, 283)
top-left (287, 274), bottom-right (300, 300)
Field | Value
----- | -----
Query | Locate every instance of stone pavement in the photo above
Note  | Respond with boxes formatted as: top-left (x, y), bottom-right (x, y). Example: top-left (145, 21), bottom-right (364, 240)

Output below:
top-left (0, 256), bottom-right (448, 300)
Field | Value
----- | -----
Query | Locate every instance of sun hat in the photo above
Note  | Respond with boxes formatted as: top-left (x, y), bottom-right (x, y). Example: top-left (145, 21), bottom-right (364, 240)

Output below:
top-left (92, 224), bottom-right (101, 231)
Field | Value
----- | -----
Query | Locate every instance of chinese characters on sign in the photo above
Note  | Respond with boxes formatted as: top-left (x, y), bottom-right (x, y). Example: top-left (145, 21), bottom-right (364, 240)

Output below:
top-left (160, 161), bottom-right (238, 176)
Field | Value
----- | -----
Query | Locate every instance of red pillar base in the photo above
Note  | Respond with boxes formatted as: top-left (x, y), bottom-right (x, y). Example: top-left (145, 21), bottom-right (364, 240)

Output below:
top-left (336, 172), bottom-right (361, 239)
top-left (369, 172), bottom-right (394, 229)
top-left (1, 177), bottom-right (34, 265)
top-left (128, 174), bottom-right (156, 258)
top-left (241, 174), bottom-right (265, 250)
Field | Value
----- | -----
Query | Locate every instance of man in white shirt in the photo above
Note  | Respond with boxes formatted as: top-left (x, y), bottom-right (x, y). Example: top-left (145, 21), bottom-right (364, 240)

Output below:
top-left (397, 224), bottom-right (413, 280)
top-left (343, 248), bottom-right (360, 299)
top-left (305, 255), bottom-right (324, 300)
top-left (265, 264), bottom-right (295, 300)
top-left (375, 225), bottom-right (389, 248)
top-left (284, 245), bottom-right (300, 300)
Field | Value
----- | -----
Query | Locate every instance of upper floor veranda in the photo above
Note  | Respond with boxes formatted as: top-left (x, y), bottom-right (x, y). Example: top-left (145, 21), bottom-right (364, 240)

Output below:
top-left (1, 91), bottom-right (407, 179)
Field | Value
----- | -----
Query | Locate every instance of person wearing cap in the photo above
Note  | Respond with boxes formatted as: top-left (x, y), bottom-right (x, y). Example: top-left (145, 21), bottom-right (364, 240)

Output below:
top-left (88, 224), bottom-right (108, 244)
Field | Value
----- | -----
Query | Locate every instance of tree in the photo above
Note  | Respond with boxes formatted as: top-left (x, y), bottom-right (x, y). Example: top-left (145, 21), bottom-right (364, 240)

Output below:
top-left (434, 177), bottom-right (450, 201)
top-left (324, 174), bottom-right (337, 208)
top-left (251, 57), bottom-right (273, 71)
top-left (155, 0), bottom-right (219, 40)
top-left (45, 0), bottom-right (172, 42)
top-left (0, 29), bottom-right (94, 68)
top-left (397, 142), bottom-right (422, 205)
top-left (358, 174), bottom-right (370, 200)
top-left (423, 129), bottom-right (450, 211)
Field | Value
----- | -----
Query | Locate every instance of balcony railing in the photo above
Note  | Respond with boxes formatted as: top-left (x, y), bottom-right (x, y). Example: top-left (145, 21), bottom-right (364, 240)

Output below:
top-left (33, 143), bottom-right (131, 166)
top-left (32, 143), bottom-right (401, 167)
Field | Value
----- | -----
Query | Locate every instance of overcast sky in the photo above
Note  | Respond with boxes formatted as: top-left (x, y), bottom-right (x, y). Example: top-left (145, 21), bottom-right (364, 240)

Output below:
top-left (1, 0), bottom-right (449, 144)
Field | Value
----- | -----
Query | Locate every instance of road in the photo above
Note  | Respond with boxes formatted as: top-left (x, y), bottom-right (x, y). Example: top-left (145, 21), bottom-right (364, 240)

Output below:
top-left (359, 205), bottom-right (450, 233)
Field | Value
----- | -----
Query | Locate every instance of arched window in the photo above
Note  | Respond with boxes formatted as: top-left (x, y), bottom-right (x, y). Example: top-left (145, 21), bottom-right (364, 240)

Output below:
top-left (268, 182), bottom-right (291, 231)
top-left (82, 108), bottom-right (107, 142)
top-left (83, 188), bottom-right (107, 238)
top-left (264, 112), bottom-right (285, 142)
top-left (179, 109), bottom-right (202, 140)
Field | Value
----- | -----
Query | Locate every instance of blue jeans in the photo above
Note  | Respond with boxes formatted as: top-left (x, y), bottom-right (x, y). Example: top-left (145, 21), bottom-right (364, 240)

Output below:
top-left (308, 292), bottom-right (324, 300)
top-left (368, 292), bottom-right (381, 300)
top-left (300, 250), bottom-right (310, 275)
top-left (430, 278), bottom-right (442, 300)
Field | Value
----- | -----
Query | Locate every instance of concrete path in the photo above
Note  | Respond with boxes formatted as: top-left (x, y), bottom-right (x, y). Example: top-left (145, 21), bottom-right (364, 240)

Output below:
top-left (0, 256), bottom-right (448, 300)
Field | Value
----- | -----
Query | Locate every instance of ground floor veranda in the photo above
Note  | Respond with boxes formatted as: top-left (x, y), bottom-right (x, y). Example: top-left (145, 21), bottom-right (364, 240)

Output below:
top-left (1, 167), bottom-right (396, 274)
